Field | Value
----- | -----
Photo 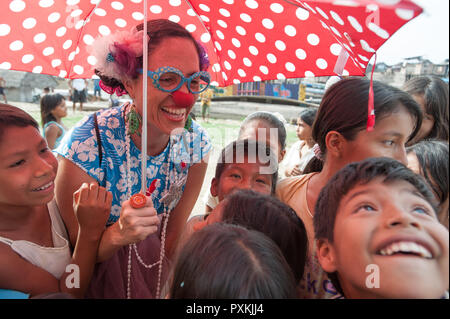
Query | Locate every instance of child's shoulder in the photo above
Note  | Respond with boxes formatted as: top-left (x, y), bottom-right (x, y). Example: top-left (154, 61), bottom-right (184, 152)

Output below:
top-left (276, 173), bottom-right (316, 200)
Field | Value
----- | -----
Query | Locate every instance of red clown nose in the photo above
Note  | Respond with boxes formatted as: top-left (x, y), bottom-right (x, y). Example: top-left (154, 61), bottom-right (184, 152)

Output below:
top-left (171, 90), bottom-right (195, 109)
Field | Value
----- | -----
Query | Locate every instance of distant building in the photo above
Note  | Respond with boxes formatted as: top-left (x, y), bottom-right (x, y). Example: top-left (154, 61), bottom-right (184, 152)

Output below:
top-left (0, 69), bottom-right (59, 102)
top-left (370, 56), bottom-right (449, 87)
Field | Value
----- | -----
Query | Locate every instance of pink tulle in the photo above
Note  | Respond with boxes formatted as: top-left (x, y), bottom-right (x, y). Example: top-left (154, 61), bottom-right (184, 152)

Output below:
top-left (99, 80), bottom-right (128, 97)
top-left (89, 29), bottom-right (148, 81)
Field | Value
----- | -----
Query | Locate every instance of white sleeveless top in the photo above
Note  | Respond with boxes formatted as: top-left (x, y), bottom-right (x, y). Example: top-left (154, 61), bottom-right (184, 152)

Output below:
top-left (0, 200), bottom-right (71, 279)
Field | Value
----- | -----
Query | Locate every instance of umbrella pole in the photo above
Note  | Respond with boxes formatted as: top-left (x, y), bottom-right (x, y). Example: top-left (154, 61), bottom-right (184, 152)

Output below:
top-left (141, 0), bottom-right (148, 194)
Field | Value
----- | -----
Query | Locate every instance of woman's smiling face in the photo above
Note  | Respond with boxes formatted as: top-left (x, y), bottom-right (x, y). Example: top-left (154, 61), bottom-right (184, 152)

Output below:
top-left (130, 37), bottom-right (200, 136)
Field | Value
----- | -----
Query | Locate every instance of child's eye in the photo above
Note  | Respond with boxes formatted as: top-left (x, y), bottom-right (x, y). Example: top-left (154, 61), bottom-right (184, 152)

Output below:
top-left (256, 178), bottom-right (267, 184)
top-left (10, 159), bottom-right (25, 168)
top-left (412, 206), bottom-right (431, 215)
top-left (383, 140), bottom-right (395, 146)
top-left (40, 147), bottom-right (50, 153)
top-left (355, 204), bottom-right (376, 213)
top-left (230, 174), bottom-right (241, 179)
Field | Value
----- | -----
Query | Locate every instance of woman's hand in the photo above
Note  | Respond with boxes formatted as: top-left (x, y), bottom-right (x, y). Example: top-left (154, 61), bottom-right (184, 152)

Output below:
top-left (115, 195), bottom-right (161, 245)
top-left (73, 182), bottom-right (112, 240)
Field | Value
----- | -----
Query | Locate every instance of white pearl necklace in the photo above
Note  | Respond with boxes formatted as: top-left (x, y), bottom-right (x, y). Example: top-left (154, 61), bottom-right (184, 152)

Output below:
top-left (124, 105), bottom-right (176, 299)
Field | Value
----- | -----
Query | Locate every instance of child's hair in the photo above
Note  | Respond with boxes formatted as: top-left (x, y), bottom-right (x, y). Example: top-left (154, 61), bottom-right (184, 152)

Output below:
top-left (238, 111), bottom-right (287, 152)
top-left (406, 139), bottom-right (449, 207)
top-left (214, 139), bottom-right (278, 194)
top-left (221, 189), bottom-right (308, 284)
top-left (0, 103), bottom-right (39, 144)
top-left (96, 19), bottom-right (209, 95)
top-left (304, 77), bottom-right (422, 173)
top-left (313, 157), bottom-right (438, 295)
top-left (403, 75), bottom-right (449, 141)
top-left (170, 222), bottom-right (297, 298)
top-left (298, 108), bottom-right (318, 127)
top-left (40, 93), bottom-right (65, 127)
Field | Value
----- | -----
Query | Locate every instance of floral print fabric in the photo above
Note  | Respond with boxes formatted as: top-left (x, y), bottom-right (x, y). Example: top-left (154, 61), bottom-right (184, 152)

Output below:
top-left (55, 103), bottom-right (211, 225)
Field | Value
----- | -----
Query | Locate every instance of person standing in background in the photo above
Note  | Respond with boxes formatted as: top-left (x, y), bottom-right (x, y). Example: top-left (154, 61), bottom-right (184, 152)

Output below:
top-left (200, 86), bottom-right (214, 122)
top-left (0, 76), bottom-right (7, 103)
top-left (93, 78), bottom-right (101, 102)
top-left (69, 79), bottom-right (88, 112)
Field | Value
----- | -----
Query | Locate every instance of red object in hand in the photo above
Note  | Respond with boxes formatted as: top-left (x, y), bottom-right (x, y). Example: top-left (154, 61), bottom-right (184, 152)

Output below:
top-left (130, 193), bottom-right (147, 209)
top-left (171, 90), bottom-right (195, 109)
top-left (181, 161), bottom-right (186, 169)
top-left (146, 179), bottom-right (158, 196)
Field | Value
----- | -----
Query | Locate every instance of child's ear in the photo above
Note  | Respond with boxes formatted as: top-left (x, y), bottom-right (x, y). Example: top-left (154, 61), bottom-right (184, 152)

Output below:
top-left (279, 149), bottom-right (286, 163)
top-left (316, 239), bottom-right (338, 273)
top-left (325, 130), bottom-right (345, 159)
top-left (210, 177), bottom-right (218, 197)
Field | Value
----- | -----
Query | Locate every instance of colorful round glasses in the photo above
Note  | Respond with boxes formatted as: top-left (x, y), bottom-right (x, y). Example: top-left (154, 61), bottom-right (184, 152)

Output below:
top-left (138, 66), bottom-right (211, 94)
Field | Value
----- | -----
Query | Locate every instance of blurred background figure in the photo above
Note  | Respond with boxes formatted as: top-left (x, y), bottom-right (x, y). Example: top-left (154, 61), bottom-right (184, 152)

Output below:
top-left (403, 75), bottom-right (449, 145)
top-left (40, 93), bottom-right (67, 149)
top-left (0, 76), bottom-right (7, 103)
top-left (93, 77), bottom-right (101, 102)
top-left (69, 78), bottom-right (88, 112)
top-left (407, 139), bottom-right (449, 229)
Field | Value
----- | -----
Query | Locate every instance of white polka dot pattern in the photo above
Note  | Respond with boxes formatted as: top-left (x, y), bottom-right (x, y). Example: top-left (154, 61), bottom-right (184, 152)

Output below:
top-left (0, 0), bottom-right (422, 84)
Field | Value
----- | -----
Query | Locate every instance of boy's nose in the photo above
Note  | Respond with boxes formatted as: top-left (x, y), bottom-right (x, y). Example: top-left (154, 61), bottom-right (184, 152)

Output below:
top-left (396, 148), bottom-right (408, 166)
top-left (385, 205), bottom-right (421, 230)
top-left (34, 157), bottom-right (55, 178)
top-left (237, 178), bottom-right (252, 190)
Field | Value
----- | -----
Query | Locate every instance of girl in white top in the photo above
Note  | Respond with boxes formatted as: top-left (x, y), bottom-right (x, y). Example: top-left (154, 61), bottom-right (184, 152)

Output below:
top-left (0, 104), bottom-right (112, 298)
top-left (283, 108), bottom-right (317, 177)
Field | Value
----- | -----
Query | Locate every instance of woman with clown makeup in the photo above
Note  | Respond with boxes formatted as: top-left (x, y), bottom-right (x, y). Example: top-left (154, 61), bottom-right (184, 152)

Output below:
top-left (54, 19), bottom-right (212, 299)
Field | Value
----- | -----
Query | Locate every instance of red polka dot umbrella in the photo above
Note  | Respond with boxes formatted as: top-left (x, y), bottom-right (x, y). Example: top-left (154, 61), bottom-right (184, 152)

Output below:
top-left (0, 0), bottom-right (422, 86)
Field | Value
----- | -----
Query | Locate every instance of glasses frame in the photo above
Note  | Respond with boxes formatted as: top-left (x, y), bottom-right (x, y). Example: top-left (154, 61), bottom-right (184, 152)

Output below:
top-left (137, 66), bottom-right (211, 94)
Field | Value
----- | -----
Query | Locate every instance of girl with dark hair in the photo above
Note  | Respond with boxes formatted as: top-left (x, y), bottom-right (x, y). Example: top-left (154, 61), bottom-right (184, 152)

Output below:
top-left (203, 111), bottom-right (287, 213)
top-left (283, 108), bottom-right (318, 177)
top-left (54, 19), bottom-right (212, 298)
top-left (179, 139), bottom-right (279, 250)
top-left (40, 93), bottom-right (67, 149)
top-left (407, 139), bottom-right (449, 229)
top-left (403, 75), bottom-right (449, 144)
top-left (276, 77), bottom-right (422, 299)
top-left (170, 223), bottom-right (297, 299)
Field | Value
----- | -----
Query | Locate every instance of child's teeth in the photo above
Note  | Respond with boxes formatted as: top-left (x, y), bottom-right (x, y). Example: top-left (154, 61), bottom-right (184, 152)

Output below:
top-left (34, 182), bottom-right (52, 191)
top-left (378, 241), bottom-right (433, 258)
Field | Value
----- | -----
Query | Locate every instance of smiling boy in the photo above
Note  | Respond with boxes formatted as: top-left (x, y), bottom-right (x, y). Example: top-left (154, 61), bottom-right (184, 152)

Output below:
top-left (314, 157), bottom-right (449, 299)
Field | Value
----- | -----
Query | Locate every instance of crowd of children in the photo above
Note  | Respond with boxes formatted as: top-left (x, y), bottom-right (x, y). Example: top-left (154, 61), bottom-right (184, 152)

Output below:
top-left (0, 35), bottom-right (449, 299)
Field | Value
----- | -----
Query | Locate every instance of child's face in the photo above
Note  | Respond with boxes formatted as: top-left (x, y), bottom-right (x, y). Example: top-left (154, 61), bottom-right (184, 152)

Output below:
top-left (409, 94), bottom-right (434, 145)
top-left (211, 159), bottom-right (273, 202)
top-left (318, 178), bottom-right (449, 299)
top-left (0, 126), bottom-right (58, 207)
top-left (239, 120), bottom-right (285, 163)
top-left (296, 118), bottom-right (312, 141)
top-left (51, 99), bottom-right (67, 119)
top-left (193, 198), bottom-right (228, 232)
top-left (339, 104), bottom-right (415, 166)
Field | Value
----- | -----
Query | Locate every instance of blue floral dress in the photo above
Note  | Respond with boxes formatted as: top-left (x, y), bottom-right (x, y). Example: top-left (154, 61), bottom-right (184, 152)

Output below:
top-left (55, 103), bottom-right (211, 225)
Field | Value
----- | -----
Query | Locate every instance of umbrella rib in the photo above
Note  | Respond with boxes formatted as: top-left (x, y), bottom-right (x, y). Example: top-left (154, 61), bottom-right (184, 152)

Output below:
top-left (183, 0), bottom-right (222, 85)
top-left (67, 1), bottom-right (102, 79)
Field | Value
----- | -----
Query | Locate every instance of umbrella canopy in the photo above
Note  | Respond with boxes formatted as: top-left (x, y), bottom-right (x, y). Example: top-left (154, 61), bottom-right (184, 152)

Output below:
top-left (0, 0), bottom-right (422, 86)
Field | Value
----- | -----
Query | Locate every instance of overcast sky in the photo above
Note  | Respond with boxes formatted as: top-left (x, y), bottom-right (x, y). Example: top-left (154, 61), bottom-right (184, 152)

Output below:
top-left (376, 0), bottom-right (449, 65)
